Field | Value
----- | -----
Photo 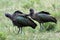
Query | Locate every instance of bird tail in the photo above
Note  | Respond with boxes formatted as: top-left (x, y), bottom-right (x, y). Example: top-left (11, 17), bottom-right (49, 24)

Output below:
top-left (39, 11), bottom-right (50, 15)
top-left (31, 22), bottom-right (37, 29)
top-left (52, 17), bottom-right (57, 24)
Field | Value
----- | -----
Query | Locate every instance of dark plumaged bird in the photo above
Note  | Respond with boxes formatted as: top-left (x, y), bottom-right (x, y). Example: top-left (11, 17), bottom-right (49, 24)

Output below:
top-left (29, 9), bottom-right (57, 31)
top-left (5, 11), bottom-right (37, 34)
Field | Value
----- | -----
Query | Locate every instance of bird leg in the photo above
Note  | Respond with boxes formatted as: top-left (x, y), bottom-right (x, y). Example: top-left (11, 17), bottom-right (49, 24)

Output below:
top-left (40, 23), bottom-right (45, 31)
top-left (17, 27), bottom-right (22, 34)
top-left (17, 28), bottom-right (20, 34)
top-left (20, 27), bottom-right (22, 33)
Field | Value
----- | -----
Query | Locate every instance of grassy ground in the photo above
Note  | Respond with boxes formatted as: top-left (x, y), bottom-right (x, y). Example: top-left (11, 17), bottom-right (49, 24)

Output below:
top-left (0, 0), bottom-right (60, 40)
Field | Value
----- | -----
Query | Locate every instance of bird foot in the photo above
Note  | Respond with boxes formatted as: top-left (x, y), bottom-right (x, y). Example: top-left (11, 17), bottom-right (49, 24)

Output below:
top-left (40, 26), bottom-right (45, 32)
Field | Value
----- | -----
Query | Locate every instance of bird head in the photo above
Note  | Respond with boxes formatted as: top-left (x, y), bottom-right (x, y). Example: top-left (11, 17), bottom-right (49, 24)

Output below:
top-left (29, 8), bottom-right (34, 16)
top-left (5, 13), bottom-right (12, 20)
top-left (30, 8), bottom-right (34, 13)
top-left (5, 13), bottom-right (11, 17)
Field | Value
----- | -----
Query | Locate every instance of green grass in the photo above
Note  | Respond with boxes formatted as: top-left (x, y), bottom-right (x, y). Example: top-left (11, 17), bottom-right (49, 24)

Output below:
top-left (0, 0), bottom-right (60, 40)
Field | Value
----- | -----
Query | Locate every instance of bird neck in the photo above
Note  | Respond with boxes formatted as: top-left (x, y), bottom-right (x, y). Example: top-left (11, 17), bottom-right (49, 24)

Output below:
top-left (30, 12), bottom-right (34, 17)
